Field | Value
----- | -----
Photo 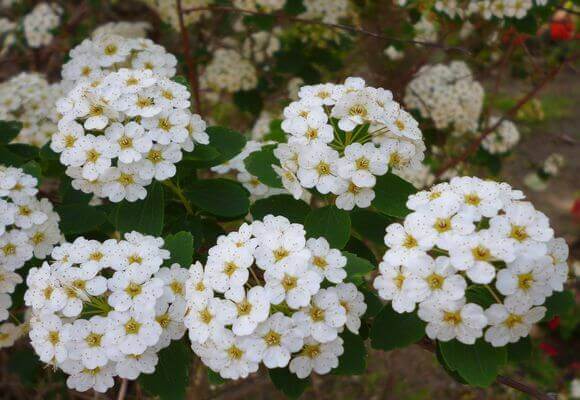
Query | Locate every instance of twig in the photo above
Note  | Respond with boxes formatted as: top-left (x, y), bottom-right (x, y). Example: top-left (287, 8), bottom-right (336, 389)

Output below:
top-left (435, 53), bottom-right (578, 178)
top-left (417, 338), bottom-right (554, 400)
top-left (117, 379), bottom-right (128, 400)
top-left (176, 0), bottom-right (203, 117)
top-left (184, 5), bottom-right (470, 54)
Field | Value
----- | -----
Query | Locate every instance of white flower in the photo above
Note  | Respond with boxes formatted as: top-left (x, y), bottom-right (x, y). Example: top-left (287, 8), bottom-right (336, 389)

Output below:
top-left (374, 261), bottom-right (417, 312)
top-left (0, 230), bottom-right (33, 270)
top-left (293, 289), bottom-right (347, 343)
top-left (231, 287), bottom-right (270, 336)
top-left (405, 255), bottom-right (466, 304)
top-left (29, 313), bottom-right (71, 364)
top-left (331, 283), bottom-right (367, 334)
top-left (289, 336), bottom-right (344, 379)
top-left (264, 259), bottom-right (322, 309)
top-left (184, 297), bottom-right (236, 344)
top-left (69, 135), bottom-right (114, 180)
top-left (333, 179), bottom-right (376, 210)
top-left (382, 222), bottom-right (434, 267)
top-left (62, 360), bottom-right (116, 393)
top-left (545, 238), bottom-right (569, 292)
top-left (495, 257), bottom-right (552, 307)
top-left (250, 312), bottom-right (304, 369)
top-left (68, 316), bottom-right (110, 369)
top-left (450, 176), bottom-right (503, 220)
top-left (273, 165), bottom-right (303, 200)
top-left (418, 299), bottom-right (488, 344)
top-left (116, 349), bottom-right (158, 379)
top-left (205, 244), bottom-right (252, 301)
top-left (107, 268), bottom-right (164, 314)
top-left (24, 263), bottom-right (66, 313)
top-left (143, 110), bottom-right (190, 145)
top-left (153, 301), bottom-right (187, 350)
top-left (0, 267), bottom-right (22, 293)
top-left (306, 237), bottom-right (347, 283)
top-left (101, 164), bottom-right (150, 203)
top-left (105, 121), bottom-right (152, 163)
top-left (0, 323), bottom-right (22, 348)
top-left (155, 263), bottom-right (189, 305)
top-left (185, 262), bottom-right (214, 308)
top-left (104, 310), bottom-right (162, 356)
top-left (57, 265), bottom-right (108, 317)
top-left (337, 143), bottom-right (388, 188)
top-left (297, 143), bottom-right (339, 194)
top-left (484, 297), bottom-right (546, 347)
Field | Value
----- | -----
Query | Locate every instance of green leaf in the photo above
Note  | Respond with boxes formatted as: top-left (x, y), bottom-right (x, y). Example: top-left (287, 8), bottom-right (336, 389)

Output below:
top-left (439, 339), bottom-right (507, 387)
top-left (304, 205), bottom-right (351, 249)
top-left (372, 173), bottom-right (416, 218)
top-left (0, 146), bottom-right (25, 166)
top-left (164, 232), bottom-right (194, 267)
top-left (250, 194), bottom-right (310, 223)
top-left (20, 160), bottom-right (42, 181)
top-left (543, 290), bottom-right (575, 321)
top-left (0, 120), bottom-right (23, 144)
top-left (435, 342), bottom-right (468, 384)
top-left (7, 348), bottom-right (42, 387)
top-left (243, 145), bottom-right (283, 188)
top-left (361, 288), bottom-right (383, 319)
top-left (172, 75), bottom-right (191, 91)
top-left (342, 251), bottom-right (375, 282)
top-left (114, 181), bottom-right (164, 236)
top-left (263, 120), bottom-right (286, 143)
top-left (333, 331), bottom-right (367, 375)
top-left (139, 341), bottom-right (190, 400)
top-left (184, 126), bottom-right (246, 168)
top-left (269, 368), bottom-right (310, 399)
top-left (188, 179), bottom-right (250, 218)
top-left (370, 305), bottom-right (426, 351)
top-left (233, 89), bottom-right (263, 116)
top-left (39, 142), bottom-right (60, 161)
top-left (507, 336), bottom-right (532, 363)
top-left (56, 204), bottom-right (106, 234)
top-left (345, 237), bottom-right (376, 264)
top-left (7, 143), bottom-right (39, 160)
top-left (465, 286), bottom-right (496, 309)
top-left (350, 209), bottom-right (393, 245)
top-left (207, 369), bottom-right (225, 385)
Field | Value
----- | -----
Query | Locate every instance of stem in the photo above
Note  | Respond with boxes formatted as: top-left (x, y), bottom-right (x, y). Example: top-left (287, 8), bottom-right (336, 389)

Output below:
top-left (162, 180), bottom-right (194, 215)
top-left (249, 267), bottom-right (261, 285)
top-left (176, 0), bottom-right (203, 117)
top-left (117, 378), bottom-right (128, 400)
top-left (485, 284), bottom-right (502, 304)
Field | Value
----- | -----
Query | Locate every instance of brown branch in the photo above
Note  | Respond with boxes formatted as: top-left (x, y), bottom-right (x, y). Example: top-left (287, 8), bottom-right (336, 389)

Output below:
top-left (176, 0), bottom-right (203, 117)
top-left (184, 5), bottom-right (470, 54)
top-left (435, 54), bottom-right (578, 178)
top-left (116, 379), bottom-right (128, 400)
top-left (417, 338), bottom-right (554, 400)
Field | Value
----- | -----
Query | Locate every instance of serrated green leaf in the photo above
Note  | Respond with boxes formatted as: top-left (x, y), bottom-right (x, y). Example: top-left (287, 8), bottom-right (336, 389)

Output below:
top-left (370, 305), bottom-right (426, 351)
top-left (250, 194), bottom-right (310, 223)
top-left (164, 231), bottom-right (194, 267)
top-left (372, 173), bottom-right (416, 218)
top-left (439, 339), bottom-right (507, 387)
top-left (304, 205), bottom-right (351, 249)
top-left (188, 179), bottom-right (249, 218)
top-left (243, 145), bottom-right (283, 188)
top-left (269, 367), bottom-right (310, 399)
top-left (114, 181), bottom-right (164, 236)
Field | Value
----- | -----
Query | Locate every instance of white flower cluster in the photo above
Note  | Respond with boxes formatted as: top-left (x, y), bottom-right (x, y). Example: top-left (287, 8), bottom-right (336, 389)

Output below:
top-left (92, 21), bottom-right (152, 40)
top-left (481, 117), bottom-right (520, 154)
top-left (428, 0), bottom-right (542, 19)
top-left (25, 233), bottom-right (189, 393)
top-left (301, 0), bottom-right (350, 24)
top-left (0, 72), bottom-right (63, 147)
top-left (23, 3), bottom-right (62, 48)
top-left (54, 50), bottom-right (208, 203)
top-left (405, 62), bottom-right (484, 135)
top-left (1, 166), bottom-right (61, 348)
top-left (201, 48), bottom-right (258, 94)
top-left (61, 34), bottom-right (178, 90)
top-left (233, 0), bottom-right (285, 12)
top-left (185, 215), bottom-right (367, 379)
top-left (542, 153), bottom-right (565, 177)
top-left (212, 140), bottom-right (286, 200)
top-left (374, 176), bottom-right (569, 347)
top-left (413, 16), bottom-right (438, 43)
top-left (242, 29), bottom-right (281, 64)
top-left (273, 77), bottom-right (425, 210)
top-left (140, 0), bottom-right (213, 30)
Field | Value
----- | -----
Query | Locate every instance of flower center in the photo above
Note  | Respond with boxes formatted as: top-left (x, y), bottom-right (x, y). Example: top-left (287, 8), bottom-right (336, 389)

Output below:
top-left (340, 300), bottom-right (350, 313)
top-left (83, 367), bottom-right (101, 376)
top-left (223, 261), bottom-right (238, 277)
top-left (237, 300), bottom-right (253, 316)
top-left (464, 193), bottom-right (481, 206)
top-left (31, 232), bottom-right (45, 245)
top-left (147, 149), bottom-right (163, 163)
top-left (125, 77), bottom-right (139, 86)
top-left (389, 152), bottom-right (402, 167)
top-left (86, 149), bottom-right (100, 163)
top-left (312, 256), bottom-right (328, 270)
top-left (195, 281), bottom-right (205, 291)
top-left (85, 332), bottom-right (103, 347)
top-left (316, 161), bottom-right (331, 176)
top-left (426, 273), bottom-right (444, 290)
top-left (125, 282), bottom-right (142, 298)
top-left (510, 225), bottom-right (529, 242)
top-left (434, 218), bottom-right (452, 233)
top-left (394, 272), bottom-right (405, 289)
top-left (517, 273), bottom-right (534, 290)
top-left (348, 182), bottom-right (360, 194)
top-left (282, 274), bottom-right (298, 291)
top-left (199, 308), bottom-right (213, 324)
top-left (136, 96), bottom-right (154, 108)
top-left (395, 119), bottom-right (405, 131)
top-left (306, 127), bottom-right (318, 139)
top-left (2, 243), bottom-right (16, 256)
top-left (118, 172), bottom-right (135, 186)
top-left (355, 157), bottom-right (369, 170)
top-left (156, 313), bottom-right (171, 328)
top-left (170, 280), bottom-right (184, 296)
top-left (162, 90), bottom-right (174, 100)
top-left (303, 344), bottom-right (321, 358)
top-left (402, 234), bottom-right (417, 249)
top-left (118, 136), bottom-right (133, 149)
top-left (89, 104), bottom-right (103, 116)
top-left (505, 313), bottom-right (523, 329)
top-left (273, 248), bottom-right (289, 262)
top-left (227, 345), bottom-right (244, 360)
top-left (309, 306), bottom-right (325, 322)
top-left (472, 245), bottom-right (491, 261)
top-left (43, 286), bottom-right (53, 300)
top-left (158, 118), bottom-right (172, 131)
top-left (124, 318), bottom-right (141, 335)
top-left (428, 191), bottom-right (441, 200)
top-left (90, 251), bottom-right (104, 261)
top-left (264, 330), bottom-right (281, 347)
top-left (104, 44), bottom-right (118, 56)
top-left (443, 311), bottom-right (462, 326)
top-left (348, 104), bottom-right (368, 117)
top-left (48, 331), bottom-right (60, 345)
top-left (64, 134), bottom-right (77, 148)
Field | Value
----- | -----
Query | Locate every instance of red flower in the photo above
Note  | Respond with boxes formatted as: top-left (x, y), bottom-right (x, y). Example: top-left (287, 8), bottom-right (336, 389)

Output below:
top-left (548, 316), bottom-right (560, 331)
top-left (572, 198), bottom-right (580, 223)
top-left (550, 19), bottom-right (575, 41)
top-left (539, 342), bottom-right (558, 357)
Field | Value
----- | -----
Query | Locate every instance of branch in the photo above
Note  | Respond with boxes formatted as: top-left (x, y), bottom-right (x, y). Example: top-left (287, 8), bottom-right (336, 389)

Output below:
top-left (435, 53), bottom-right (578, 178)
top-left (176, 0), bottom-right (203, 117)
top-left (184, 5), bottom-right (470, 54)
top-left (417, 338), bottom-right (554, 400)
top-left (116, 379), bottom-right (128, 400)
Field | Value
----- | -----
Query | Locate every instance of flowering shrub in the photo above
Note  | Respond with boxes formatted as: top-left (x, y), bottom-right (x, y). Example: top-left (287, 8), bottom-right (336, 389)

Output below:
top-left (0, 0), bottom-right (576, 399)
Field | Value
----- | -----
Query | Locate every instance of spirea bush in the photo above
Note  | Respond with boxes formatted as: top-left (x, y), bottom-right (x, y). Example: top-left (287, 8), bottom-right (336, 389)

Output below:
top-left (0, 0), bottom-right (575, 399)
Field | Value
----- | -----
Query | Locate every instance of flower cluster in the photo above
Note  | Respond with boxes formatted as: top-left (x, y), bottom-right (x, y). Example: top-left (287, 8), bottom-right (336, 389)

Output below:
top-left (185, 215), bottom-right (367, 379)
top-left (140, 0), bottom-right (213, 30)
top-left (414, 0), bottom-right (543, 20)
top-left (54, 62), bottom-right (208, 203)
top-left (404, 62), bottom-right (484, 135)
top-left (374, 176), bottom-right (568, 347)
top-left (1, 166), bottom-right (61, 348)
top-left (233, 0), bottom-right (285, 12)
top-left (273, 77), bottom-right (425, 210)
top-left (300, 0), bottom-right (350, 24)
top-left (61, 34), bottom-right (178, 90)
top-left (481, 117), bottom-right (520, 154)
top-left (242, 29), bottom-right (281, 64)
top-left (212, 140), bottom-right (286, 200)
top-left (23, 3), bottom-right (62, 48)
top-left (25, 233), bottom-right (189, 392)
top-left (524, 153), bottom-right (565, 192)
top-left (0, 72), bottom-right (63, 147)
top-left (201, 48), bottom-right (258, 94)
top-left (91, 21), bottom-right (152, 40)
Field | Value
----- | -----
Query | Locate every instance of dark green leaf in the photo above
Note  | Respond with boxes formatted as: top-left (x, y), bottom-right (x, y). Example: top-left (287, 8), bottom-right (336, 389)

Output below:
top-left (188, 179), bottom-right (250, 218)
top-left (332, 331), bottom-right (367, 375)
top-left (304, 205), bottom-right (351, 249)
top-left (435, 342), bottom-right (468, 384)
top-left (250, 194), bottom-right (310, 223)
top-left (207, 369), bottom-right (225, 385)
top-left (370, 305), bottom-right (426, 351)
top-left (7, 348), bottom-right (42, 387)
top-left (234, 89), bottom-right (263, 116)
top-left (243, 145), bottom-right (283, 188)
top-left (0, 120), bottom-right (22, 144)
top-left (164, 231), bottom-right (194, 267)
top-left (39, 142), bottom-right (59, 160)
top-left (139, 341), bottom-right (190, 400)
top-left (465, 286), bottom-right (496, 309)
top-left (20, 160), bottom-right (42, 181)
top-left (263, 120), bottom-right (287, 143)
top-left (342, 251), bottom-right (375, 282)
top-left (350, 209), bottom-right (393, 245)
top-left (543, 290), bottom-right (575, 321)
top-left (372, 173), bottom-right (416, 218)
top-left (269, 367), bottom-right (310, 399)
top-left (184, 126), bottom-right (246, 168)
top-left (507, 336), bottom-right (532, 363)
top-left (172, 75), bottom-right (191, 91)
top-left (114, 181), bottom-right (164, 236)
top-left (345, 237), bottom-right (376, 264)
top-left (439, 339), bottom-right (507, 387)
top-left (0, 146), bottom-right (25, 166)
top-left (56, 204), bottom-right (106, 234)
top-left (361, 287), bottom-right (383, 319)
top-left (7, 143), bottom-right (39, 160)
